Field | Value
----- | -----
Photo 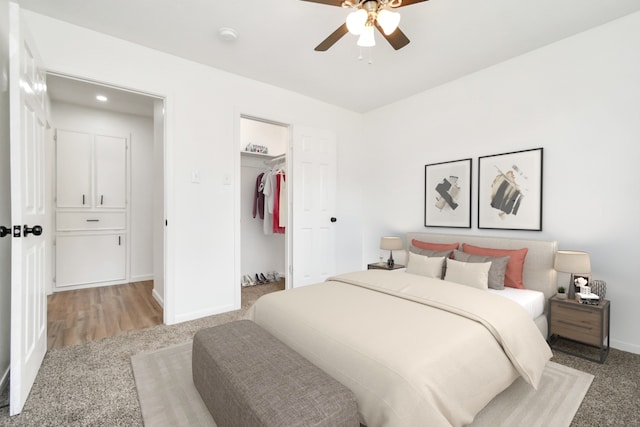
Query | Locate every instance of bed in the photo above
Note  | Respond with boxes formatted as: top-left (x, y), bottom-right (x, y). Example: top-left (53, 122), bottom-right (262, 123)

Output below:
top-left (245, 233), bottom-right (557, 426)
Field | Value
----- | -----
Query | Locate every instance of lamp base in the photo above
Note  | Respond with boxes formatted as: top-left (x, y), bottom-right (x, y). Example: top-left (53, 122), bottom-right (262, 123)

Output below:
top-left (387, 251), bottom-right (395, 268)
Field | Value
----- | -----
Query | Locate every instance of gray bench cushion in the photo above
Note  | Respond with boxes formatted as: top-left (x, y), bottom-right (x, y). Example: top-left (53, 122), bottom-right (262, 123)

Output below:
top-left (193, 320), bottom-right (359, 427)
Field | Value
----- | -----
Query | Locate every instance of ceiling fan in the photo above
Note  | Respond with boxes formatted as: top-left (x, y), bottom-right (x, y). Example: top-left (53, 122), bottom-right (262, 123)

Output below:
top-left (301, 0), bottom-right (428, 51)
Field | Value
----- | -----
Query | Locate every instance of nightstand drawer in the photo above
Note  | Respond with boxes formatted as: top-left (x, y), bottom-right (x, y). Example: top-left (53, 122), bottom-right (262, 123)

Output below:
top-left (550, 301), bottom-right (604, 347)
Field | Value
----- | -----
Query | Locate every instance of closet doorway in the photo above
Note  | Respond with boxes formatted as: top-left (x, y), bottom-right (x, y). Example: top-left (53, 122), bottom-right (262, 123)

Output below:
top-left (239, 115), bottom-right (289, 295)
top-left (46, 74), bottom-right (166, 346)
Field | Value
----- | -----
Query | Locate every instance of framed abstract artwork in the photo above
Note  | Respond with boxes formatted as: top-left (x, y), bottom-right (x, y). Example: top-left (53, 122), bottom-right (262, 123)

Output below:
top-left (424, 158), bottom-right (472, 228)
top-left (478, 148), bottom-right (543, 231)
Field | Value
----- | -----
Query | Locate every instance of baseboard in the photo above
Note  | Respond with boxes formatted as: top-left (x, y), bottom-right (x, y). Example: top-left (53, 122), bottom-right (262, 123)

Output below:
top-left (130, 274), bottom-right (154, 282)
top-left (611, 339), bottom-right (640, 355)
top-left (152, 288), bottom-right (164, 308)
top-left (172, 303), bottom-right (237, 325)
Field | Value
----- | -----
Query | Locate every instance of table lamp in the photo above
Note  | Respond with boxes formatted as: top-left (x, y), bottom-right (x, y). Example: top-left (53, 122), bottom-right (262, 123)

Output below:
top-left (380, 237), bottom-right (403, 268)
top-left (554, 250), bottom-right (591, 300)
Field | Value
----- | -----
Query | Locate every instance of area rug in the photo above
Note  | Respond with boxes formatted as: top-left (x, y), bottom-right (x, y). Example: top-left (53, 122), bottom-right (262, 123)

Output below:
top-left (132, 343), bottom-right (593, 427)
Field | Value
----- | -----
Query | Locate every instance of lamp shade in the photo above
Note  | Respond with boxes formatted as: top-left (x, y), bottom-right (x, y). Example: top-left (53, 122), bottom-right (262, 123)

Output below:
top-left (346, 9), bottom-right (367, 35)
top-left (554, 250), bottom-right (591, 273)
top-left (376, 9), bottom-right (401, 35)
top-left (380, 236), bottom-right (403, 251)
top-left (357, 24), bottom-right (375, 47)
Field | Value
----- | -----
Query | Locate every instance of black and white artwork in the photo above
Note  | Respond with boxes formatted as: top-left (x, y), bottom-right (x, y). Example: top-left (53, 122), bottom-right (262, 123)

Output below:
top-left (424, 159), bottom-right (472, 228)
top-left (478, 148), bottom-right (543, 231)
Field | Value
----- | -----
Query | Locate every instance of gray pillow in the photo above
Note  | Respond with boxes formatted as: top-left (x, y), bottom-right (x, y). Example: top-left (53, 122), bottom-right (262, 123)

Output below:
top-left (452, 250), bottom-right (510, 290)
top-left (409, 246), bottom-right (453, 258)
top-left (410, 247), bottom-right (453, 279)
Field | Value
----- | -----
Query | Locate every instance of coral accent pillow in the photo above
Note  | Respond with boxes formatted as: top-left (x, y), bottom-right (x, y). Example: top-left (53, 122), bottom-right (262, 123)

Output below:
top-left (411, 239), bottom-right (459, 252)
top-left (461, 243), bottom-right (529, 289)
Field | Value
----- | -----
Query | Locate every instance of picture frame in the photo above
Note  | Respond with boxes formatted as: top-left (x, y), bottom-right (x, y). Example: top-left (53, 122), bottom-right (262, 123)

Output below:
top-left (424, 158), bottom-right (472, 228)
top-left (478, 148), bottom-right (543, 231)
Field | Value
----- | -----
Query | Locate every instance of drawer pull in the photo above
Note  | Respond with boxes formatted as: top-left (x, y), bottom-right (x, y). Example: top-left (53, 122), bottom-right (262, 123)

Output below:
top-left (86, 219), bottom-right (100, 222)
top-left (558, 319), bottom-right (593, 330)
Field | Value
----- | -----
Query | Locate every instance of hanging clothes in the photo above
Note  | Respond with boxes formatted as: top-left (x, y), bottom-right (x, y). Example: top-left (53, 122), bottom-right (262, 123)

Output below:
top-left (273, 171), bottom-right (285, 234)
top-left (278, 172), bottom-right (287, 228)
top-left (252, 172), bottom-right (265, 219)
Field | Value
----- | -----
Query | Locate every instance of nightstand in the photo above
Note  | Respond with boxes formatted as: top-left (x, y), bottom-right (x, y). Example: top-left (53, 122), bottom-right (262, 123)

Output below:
top-left (367, 262), bottom-right (405, 271)
top-left (548, 297), bottom-right (610, 363)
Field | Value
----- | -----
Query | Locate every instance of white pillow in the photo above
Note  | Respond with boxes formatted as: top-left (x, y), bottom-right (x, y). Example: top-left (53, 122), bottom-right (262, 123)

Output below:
top-left (444, 258), bottom-right (491, 290)
top-left (406, 252), bottom-right (445, 279)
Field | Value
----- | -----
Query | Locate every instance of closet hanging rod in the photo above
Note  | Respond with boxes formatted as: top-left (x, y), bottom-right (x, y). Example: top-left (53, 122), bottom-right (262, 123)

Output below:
top-left (265, 154), bottom-right (286, 165)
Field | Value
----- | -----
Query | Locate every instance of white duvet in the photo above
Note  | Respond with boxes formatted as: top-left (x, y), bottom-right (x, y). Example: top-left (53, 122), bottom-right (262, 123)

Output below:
top-left (246, 270), bottom-right (552, 427)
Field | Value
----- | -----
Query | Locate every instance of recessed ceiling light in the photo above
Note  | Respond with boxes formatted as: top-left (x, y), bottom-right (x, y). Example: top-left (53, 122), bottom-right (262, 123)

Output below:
top-left (96, 95), bottom-right (108, 102)
top-left (218, 27), bottom-right (238, 42)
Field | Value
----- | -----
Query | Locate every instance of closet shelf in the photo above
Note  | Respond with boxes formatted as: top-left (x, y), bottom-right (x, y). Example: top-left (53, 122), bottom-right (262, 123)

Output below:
top-left (241, 151), bottom-right (284, 160)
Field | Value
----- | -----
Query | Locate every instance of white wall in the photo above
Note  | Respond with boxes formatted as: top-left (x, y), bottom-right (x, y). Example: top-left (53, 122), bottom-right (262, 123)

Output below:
top-left (23, 11), bottom-right (365, 324)
top-left (0, 0), bottom-right (11, 393)
top-left (50, 101), bottom-right (155, 282)
top-left (362, 12), bottom-right (640, 353)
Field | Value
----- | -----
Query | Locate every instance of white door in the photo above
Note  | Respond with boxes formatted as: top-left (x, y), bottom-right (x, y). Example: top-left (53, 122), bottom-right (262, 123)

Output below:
top-left (9, 3), bottom-right (49, 415)
top-left (291, 126), bottom-right (337, 287)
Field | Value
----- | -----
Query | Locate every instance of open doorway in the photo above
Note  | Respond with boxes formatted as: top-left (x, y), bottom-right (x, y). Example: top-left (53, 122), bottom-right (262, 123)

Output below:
top-left (239, 115), bottom-right (289, 304)
top-left (45, 74), bottom-right (166, 348)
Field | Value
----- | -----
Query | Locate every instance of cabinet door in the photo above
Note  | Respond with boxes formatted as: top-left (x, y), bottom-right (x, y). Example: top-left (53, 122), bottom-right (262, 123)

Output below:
top-left (56, 130), bottom-right (92, 208)
top-left (95, 135), bottom-right (127, 208)
top-left (55, 234), bottom-right (126, 287)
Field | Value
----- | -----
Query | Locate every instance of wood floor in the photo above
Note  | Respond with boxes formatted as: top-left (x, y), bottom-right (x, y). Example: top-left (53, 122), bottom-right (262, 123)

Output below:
top-left (47, 281), bottom-right (163, 350)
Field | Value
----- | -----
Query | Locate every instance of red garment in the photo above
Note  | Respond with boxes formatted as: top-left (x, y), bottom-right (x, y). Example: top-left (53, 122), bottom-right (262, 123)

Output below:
top-left (273, 173), bottom-right (285, 234)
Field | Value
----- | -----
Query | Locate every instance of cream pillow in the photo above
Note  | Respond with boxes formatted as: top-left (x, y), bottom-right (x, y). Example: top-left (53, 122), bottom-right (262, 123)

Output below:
top-left (444, 258), bottom-right (491, 290)
top-left (406, 252), bottom-right (445, 279)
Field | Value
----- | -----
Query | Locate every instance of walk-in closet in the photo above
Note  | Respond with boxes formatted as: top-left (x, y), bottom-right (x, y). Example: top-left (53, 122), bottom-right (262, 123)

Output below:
top-left (240, 116), bottom-right (289, 288)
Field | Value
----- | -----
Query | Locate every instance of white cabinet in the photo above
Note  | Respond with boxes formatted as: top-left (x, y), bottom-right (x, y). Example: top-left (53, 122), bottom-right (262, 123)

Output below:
top-left (95, 135), bottom-right (127, 208)
top-left (56, 233), bottom-right (126, 288)
top-left (55, 129), bottom-right (129, 290)
top-left (56, 130), bottom-right (92, 208)
top-left (56, 130), bottom-right (127, 208)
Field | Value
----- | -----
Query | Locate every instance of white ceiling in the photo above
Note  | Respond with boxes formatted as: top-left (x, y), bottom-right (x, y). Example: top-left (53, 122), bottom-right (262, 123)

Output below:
top-left (21, 0), bottom-right (640, 113)
top-left (47, 74), bottom-right (156, 117)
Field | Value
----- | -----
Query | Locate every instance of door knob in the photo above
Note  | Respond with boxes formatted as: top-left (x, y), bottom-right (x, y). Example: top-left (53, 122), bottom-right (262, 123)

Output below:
top-left (0, 226), bottom-right (10, 238)
top-left (330, 217), bottom-right (337, 223)
top-left (24, 225), bottom-right (43, 237)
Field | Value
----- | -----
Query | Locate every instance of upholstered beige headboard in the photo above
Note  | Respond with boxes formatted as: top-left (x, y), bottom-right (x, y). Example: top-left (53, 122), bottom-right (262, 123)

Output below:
top-left (405, 232), bottom-right (558, 303)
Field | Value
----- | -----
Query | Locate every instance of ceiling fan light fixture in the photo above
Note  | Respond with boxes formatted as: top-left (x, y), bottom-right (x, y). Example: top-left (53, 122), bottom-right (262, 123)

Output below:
top-left (357, 24), bottom-right (375, 47)
top-left (376, 8), bottom-right (401, 35)
top-left (346, 9), bottom-right (367, 35)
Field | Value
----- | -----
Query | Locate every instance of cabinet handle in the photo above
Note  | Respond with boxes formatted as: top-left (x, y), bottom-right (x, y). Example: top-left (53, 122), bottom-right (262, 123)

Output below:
top-left (82, 194), bottom-right (85, 205)
top-left (86, 219), bottom-right (100, 222)
top-left (118, 236), bottom-right (121, 246)
top-left (101, 195), bottom-right (104, 205)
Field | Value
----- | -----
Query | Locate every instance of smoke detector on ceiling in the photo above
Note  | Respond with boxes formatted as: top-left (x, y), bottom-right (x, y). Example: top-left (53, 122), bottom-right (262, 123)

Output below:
top-left (218, 27), bottom-right (238, 42)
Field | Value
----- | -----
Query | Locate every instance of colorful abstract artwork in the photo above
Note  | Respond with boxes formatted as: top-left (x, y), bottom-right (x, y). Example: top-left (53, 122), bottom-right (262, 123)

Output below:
top-left (424, 158), bottom-right (472, 228)
top-left (478, 148), bottom-right (543, 231)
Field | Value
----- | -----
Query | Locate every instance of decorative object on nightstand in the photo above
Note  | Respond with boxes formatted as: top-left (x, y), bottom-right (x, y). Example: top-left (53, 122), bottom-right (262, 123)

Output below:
top-left (380, 236), bottom-right (403, 268)
top-left (556, 286), bottom-right (567, 299)
top-left (554, 250), bottom-right (591, 300)
top-left (591, 279), bottom-right (607, 299)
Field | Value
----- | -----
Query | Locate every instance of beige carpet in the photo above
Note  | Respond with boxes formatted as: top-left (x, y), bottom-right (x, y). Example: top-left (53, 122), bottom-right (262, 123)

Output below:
top-left (132, 342), bottom-right (593, 427)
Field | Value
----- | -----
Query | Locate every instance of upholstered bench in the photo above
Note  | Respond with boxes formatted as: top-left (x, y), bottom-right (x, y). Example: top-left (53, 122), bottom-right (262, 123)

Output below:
top-left (192, 320), bottom-right (359, 427)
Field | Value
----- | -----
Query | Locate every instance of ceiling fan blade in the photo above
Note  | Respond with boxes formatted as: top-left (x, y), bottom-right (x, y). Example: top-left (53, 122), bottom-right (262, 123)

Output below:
top-left (375, 23), bottom-right (410, 50)
top-left (315, 23), bottom-right (349, 51)
top-left (395, 0), bottom-right (429, 7)
top-left (299, 0), bottom-right (344, 6)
